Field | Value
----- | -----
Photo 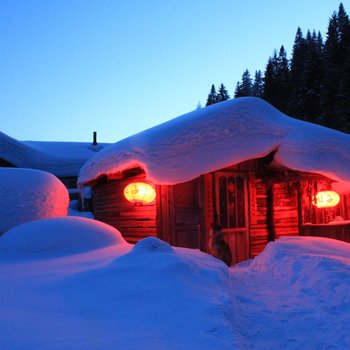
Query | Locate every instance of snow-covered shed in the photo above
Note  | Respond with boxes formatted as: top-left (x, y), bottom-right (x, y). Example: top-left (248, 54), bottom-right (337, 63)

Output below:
top-left (0, 131), bottom-right (110, 191)
top-left (78, 97), bottom-right (350, 263)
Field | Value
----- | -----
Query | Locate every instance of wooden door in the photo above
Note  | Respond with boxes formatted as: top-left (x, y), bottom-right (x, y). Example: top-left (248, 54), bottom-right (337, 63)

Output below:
top-left (215, 172), bottom-right (250, 264)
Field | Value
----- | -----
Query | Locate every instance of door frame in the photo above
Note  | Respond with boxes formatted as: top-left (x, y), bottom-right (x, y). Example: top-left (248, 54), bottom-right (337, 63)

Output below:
top-left (214, 171), bottom-right (250, 263)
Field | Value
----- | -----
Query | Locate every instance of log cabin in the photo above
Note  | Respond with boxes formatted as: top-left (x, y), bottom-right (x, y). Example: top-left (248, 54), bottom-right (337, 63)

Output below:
top-left (78, 97), bottom-right (350, 264)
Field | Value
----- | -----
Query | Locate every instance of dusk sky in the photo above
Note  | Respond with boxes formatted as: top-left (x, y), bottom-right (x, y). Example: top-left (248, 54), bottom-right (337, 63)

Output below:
top-left (0, 0), bottom-right (342, 143)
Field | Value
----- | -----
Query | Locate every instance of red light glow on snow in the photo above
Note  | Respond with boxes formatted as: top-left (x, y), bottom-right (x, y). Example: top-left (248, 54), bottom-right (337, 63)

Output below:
top-left (124, 182), bottom-right (156, 204)
top-left (312, 191), bottom-right (340, 208)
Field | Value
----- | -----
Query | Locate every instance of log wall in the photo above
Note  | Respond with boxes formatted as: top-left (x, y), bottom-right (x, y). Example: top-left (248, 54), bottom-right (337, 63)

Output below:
top-left (157, 179), bottom-right (203, 249)
top-left (93, 173), bottom-right (157, 243)
top-left (248, 176), bottom-right (270, 257)
top-left (248, 177), bottom-right (299, 257)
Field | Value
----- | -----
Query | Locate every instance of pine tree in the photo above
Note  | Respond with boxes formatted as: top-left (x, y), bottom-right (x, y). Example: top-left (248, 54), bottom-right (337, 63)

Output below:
top-left (336, 3), bottom-right (350, 131)
top-left (234, 69), bottom-right (252, 97)
top-left (263, 47), bottom-right (290, 112)
top-left (217, 83), bottom-right (230, 102)
top-left (323, 12), bottom-right (340, 126)
top-left (302, 30), bottom-right (324, 123)
top-left (288, 27), bottom-right (307, 118)
top-left (252, 70), bottom-right (264, 97)
top-left (263, 51), bottom-right (279, 105)
top-left (276, 45), bottom-right (290, 111)
top-left (206, 84), bottom-right (218, 106)
top-left (196, 101), bottom-right (202, 110)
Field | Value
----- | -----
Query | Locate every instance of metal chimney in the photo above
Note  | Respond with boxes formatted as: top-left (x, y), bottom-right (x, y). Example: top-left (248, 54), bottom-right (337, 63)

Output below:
top-left (92, 131), bottom-right (97, 145)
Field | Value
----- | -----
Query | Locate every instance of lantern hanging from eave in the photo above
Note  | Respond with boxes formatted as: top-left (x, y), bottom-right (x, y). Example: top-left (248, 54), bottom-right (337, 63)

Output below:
top-left (124, 182), bottom-right (156, 204)
top-left (312, 191), bottom-right (340, 208)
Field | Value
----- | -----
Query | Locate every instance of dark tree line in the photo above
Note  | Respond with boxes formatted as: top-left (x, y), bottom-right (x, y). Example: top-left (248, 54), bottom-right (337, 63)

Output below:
top-left (205, 3), bottom-right (350, 134)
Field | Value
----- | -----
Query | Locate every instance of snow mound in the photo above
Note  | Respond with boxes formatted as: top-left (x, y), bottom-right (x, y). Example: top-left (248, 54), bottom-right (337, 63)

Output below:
top-left (0, 168), bottom-right (69, 234)
top-left (78, 97), bottom-right (350, 192)
top-left (0, 235), bottom-right (237, 349)
top-left (0, 216), bottom-right (128, 260)
top-left (250, 236), bottom-right (350, 304)
top-left (132, 236), bottom-right (174, 253)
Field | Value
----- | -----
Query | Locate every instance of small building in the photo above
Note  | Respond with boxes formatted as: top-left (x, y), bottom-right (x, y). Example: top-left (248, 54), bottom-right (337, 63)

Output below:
top-left (0, 131), bottom-right (110, 198)
top-left (78, 98), bottom-right (350, 263)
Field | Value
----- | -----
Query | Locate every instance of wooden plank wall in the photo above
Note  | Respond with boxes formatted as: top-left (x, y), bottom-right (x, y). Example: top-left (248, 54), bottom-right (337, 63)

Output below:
top-left (157, 179), bottom-right (203, 249)
top-left (93, 174), bottom-right (157, 243)
top-left (249, 176), bottom-right (270, 257)
top-left (273, 182), bottom-right (299, 238)
top-left (301, 224), bottom-right (350, 243)
top-left (173, 179), bottom-right (202, 249)
top-left (248, 177), bottom-right (299, 257)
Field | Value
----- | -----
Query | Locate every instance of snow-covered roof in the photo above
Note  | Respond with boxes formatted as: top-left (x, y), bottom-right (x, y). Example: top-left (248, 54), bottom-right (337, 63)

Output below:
top-left (0, 131), bottom-right (110, 177)
top-left (78, 97), bottom-right (350, 192)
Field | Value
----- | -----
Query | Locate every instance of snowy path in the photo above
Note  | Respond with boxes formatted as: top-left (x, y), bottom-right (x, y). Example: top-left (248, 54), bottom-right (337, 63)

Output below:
top-left (228, 262), bottom-right (350, 350)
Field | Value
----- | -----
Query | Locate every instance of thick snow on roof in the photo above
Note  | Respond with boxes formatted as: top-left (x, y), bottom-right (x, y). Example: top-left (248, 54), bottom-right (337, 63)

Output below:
top-left (78, 97), bottom-right (350, 192)
top-left (0, 131), bottom-right (110, 177)
top-left (0, 168), bottom-right (69, 233)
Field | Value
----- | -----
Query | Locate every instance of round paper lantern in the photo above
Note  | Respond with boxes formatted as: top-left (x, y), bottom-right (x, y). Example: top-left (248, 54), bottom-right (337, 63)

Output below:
top-left (124, 182), bottom-right (156, 204)
top-left (312, 191), bottom-right (340, 208)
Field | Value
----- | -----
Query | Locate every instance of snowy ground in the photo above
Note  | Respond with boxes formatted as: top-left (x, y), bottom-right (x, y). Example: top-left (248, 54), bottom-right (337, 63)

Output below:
top-left (229, 237), bottom-right (350, 349)
top-left (0, 217), bottom-right (349, 349)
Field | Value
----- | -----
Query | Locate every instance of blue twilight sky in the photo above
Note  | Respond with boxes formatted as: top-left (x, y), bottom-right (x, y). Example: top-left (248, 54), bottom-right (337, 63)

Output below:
top-left (0, 0), bottom-right (343, 143)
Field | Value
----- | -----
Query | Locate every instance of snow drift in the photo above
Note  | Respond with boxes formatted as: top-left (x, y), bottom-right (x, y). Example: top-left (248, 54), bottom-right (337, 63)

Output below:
top-left (0, 168), bottom-right (69, 234)
top-left (0, 217), bottom-right (127, 260)
top-left (230, 236), bottom-right (350, 349)
top-left (0, 216), bottom-right (349, 349)
top-left (249, 236), bottom-right (350, 303)
top-left (78, 97), bottom-right (350, 192)
top-left (0, 219), bottom-right (237, 350)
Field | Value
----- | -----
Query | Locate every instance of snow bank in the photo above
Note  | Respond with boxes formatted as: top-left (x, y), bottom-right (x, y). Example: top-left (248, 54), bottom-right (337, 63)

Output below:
top-left (229, 236), bottom-right (350, 349)
top-left (78, 97), bottom-right (350, 192)
top-left (249, 236), bottom-right (350, 303)
top-left (0, 232), bottom-right (237, 349)
top-left (0, 168), bottom-right (69, 234)
top-left (0, 217), bottom-right (127, 260)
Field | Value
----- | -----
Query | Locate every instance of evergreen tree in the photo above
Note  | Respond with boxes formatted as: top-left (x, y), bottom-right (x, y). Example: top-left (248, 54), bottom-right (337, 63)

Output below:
top-left (206, 84), bottom-right (218, 106)
top-left (322, 12), bottom-right (341, 128)
top-left (288, 27), bottom-right (308, 118)
top-left (234, 69), bottom-right (252, 97)
top-left (196, 101), bottom-right (202, 110)
top-left (263, 46), bottom-right (290, 112)
top-left (217, 83), bottom-right (230, 102)
top-left (301, 30), bottom-right (324, 123)
top-left (252, 70), bottom-right (264, 97)
top-left (336, 3), bottom-right (350, 132)
top-left (276, 45), bottom-right (290, 111)
top-left (263, 51), bottom-right (279, 106)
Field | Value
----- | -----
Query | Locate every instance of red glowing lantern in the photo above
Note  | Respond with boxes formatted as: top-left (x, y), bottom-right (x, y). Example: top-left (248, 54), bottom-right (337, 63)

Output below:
top-left (124, 182), bottom-right (156, 204)
top-left (312, 191), bottom-right (340, 208)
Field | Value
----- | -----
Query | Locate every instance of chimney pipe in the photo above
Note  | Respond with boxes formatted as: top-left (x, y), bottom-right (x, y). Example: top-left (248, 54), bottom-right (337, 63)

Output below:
top-left (93, 131), bottom-right (97, 145)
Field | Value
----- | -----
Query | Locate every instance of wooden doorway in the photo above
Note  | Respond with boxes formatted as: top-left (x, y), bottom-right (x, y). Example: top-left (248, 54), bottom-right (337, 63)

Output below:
top-left (215, 172), bottom-right (250, 264)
